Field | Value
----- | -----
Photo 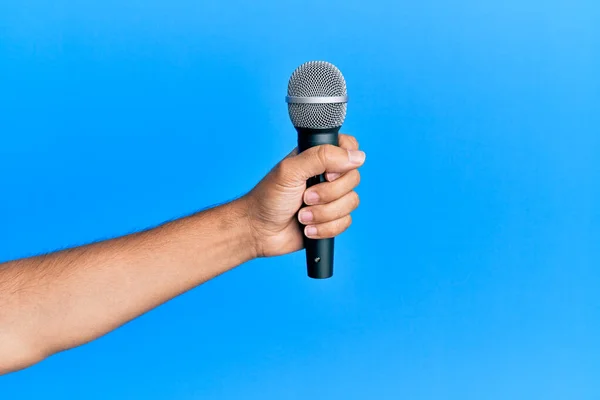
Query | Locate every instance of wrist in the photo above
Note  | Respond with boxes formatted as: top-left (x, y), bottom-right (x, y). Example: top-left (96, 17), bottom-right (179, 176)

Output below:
top-left (226, 196), bottom-right (260, 262)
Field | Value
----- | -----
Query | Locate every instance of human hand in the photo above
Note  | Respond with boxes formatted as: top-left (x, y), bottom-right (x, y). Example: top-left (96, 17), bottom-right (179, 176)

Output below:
top-left (0, 134), bottom-right (362, 375)
top-left (243, 134), bottom-right (365, 258)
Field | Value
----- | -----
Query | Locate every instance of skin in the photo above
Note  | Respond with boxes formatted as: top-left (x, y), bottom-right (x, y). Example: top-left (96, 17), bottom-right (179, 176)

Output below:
top-left (0, 134), bottom-right (365, 375)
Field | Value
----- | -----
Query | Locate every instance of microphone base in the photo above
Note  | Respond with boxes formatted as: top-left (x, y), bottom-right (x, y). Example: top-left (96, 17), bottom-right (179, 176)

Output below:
top-left (297, 126), bottom-right (341, 279)
top-left (305, 237), bottom-right (334, 279)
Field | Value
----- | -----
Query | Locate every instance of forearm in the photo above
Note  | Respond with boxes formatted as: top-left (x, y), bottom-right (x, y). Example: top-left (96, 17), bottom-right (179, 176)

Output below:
top-left (0, 198), bottom-right (256, 374)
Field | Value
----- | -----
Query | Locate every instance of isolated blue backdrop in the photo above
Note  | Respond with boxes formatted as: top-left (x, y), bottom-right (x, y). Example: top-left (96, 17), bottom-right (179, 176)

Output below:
top-left (1, 0), bottom-right (599, 398)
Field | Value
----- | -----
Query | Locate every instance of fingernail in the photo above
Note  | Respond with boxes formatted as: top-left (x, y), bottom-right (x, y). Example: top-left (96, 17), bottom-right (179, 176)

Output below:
top-left (299, 210), bottom-right (314, 223)
top-left (305, 191), bottom-right (320, 204)
top-left (326, 172), bottom-right (341, 181)
top-left (348, 150), bottom-right (366, 164)
top-left (305, 226), bottom-right (318, 237)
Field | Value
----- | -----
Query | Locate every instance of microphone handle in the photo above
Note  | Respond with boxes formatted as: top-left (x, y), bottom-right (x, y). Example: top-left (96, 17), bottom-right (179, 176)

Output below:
top-left (297, 126), bottom-right (340, 279)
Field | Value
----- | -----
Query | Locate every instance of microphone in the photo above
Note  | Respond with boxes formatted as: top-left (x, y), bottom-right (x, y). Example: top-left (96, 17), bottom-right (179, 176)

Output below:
top-left (285, 61), bottom-right (348, 279)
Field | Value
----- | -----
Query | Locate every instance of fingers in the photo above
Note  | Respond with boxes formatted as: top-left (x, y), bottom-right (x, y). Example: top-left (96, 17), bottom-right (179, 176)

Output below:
top-left (292, 134), bottom-right (361, 240)
top-left (326, 134), bottom-right (359, 181)
top-left (281, 134), bottom-right (360, 182)
top-left (338, 134), bottom-right (359, 151)
top-left (278, 144), bottom-right (365, 186)
top-left (298, 190), bottom-right (359, 225)
top-left (304, 215), bottom-right (352, 239)
top-left (303, 169), bottom-right (360, 205)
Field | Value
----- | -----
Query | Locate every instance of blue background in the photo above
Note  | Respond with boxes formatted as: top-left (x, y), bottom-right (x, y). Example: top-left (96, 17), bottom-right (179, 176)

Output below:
top-left (1, 0), bottom-right (599, 398)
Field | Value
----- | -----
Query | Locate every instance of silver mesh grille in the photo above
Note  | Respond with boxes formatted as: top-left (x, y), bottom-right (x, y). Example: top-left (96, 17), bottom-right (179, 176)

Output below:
top-left (287, 61), bottom-right (347, 129)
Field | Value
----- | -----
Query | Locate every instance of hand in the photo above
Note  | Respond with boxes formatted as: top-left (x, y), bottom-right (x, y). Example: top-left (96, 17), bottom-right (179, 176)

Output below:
top-left (0, 135), bottom-right (364, 374)
top-left (243, 134), bottom-right (365, 258)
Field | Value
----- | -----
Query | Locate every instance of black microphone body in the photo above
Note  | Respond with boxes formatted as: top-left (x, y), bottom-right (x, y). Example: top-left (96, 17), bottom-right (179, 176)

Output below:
top-left (297, 127), bottom-right (340, 279)
top-left (285, 60), bottom-right (348, 279)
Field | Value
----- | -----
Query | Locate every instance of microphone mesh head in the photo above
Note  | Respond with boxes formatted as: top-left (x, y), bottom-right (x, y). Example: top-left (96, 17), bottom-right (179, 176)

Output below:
top-left (287, 61), bottom-right (347, 129)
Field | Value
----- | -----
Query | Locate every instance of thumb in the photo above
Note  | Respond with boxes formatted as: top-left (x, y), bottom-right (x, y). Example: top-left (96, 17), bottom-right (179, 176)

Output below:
top-left (278, 144), bottom-right (366, 185)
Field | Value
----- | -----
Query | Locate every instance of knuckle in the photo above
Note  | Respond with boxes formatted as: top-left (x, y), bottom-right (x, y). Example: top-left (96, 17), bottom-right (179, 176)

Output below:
top-left (342, 214), bottom-right (353, 230)
top-left (319, 224), bottom-right (335, 238)
top-left (352, 170), bottom-right (361, 186)
top-left (333, 216), bottom-right (351, 236)
top-left (340, 134), bottom-right (359, 150)
top-left (350, 191), bottom-right (360, 209)
top-left (317, 144), bottom-right (336, 164)
top-left (276, 159), bottom-right (292, 179)
top-left (319, 215), bottom-right (352, 238)
top-left (316, 145), bottom-right (328, 163)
